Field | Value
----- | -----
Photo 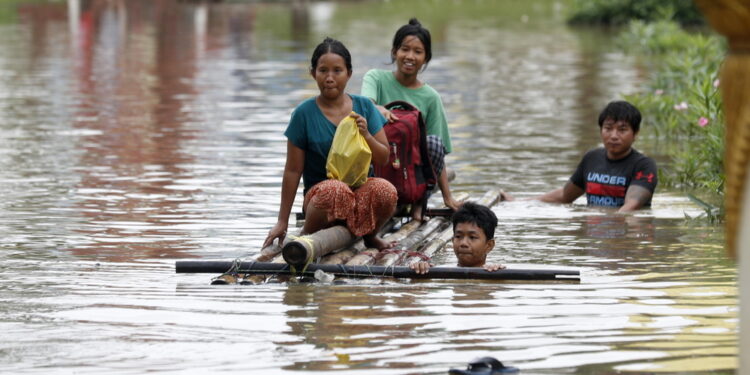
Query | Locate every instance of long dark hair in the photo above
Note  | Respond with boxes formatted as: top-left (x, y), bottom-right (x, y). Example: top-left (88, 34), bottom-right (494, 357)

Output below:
top-left (310, 37), bottom-right (352, 73)
top-left (390, 18), bottom-right (432, 70)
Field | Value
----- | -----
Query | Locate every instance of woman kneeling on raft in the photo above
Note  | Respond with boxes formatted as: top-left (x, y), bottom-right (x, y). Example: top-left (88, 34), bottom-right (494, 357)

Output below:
top-left (263, 37), bottom-right (398, 251)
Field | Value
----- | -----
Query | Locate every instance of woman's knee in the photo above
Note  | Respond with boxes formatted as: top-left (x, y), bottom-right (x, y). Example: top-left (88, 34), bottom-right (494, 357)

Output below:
top-left (304, 179), bottom-right (355, 220)
top-left (306, 179), bottom-right (353, 204)
top-left (359, 178), bottom-right (397, 214)
top-left (363, 178), bottom-right (397, 199)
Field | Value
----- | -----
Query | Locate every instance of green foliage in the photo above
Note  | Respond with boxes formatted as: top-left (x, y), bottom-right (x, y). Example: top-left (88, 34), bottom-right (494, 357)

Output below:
top-left (567, 0), bottom-right (704, 26)
top-left (619, 20), bottom-right (726, 219)
top-left (616, 20), bottom-right (692, 53)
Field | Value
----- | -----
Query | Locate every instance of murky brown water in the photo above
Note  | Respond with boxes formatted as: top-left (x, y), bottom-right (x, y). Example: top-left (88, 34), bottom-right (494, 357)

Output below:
top-left (0, 1), bottom-right (736, 374)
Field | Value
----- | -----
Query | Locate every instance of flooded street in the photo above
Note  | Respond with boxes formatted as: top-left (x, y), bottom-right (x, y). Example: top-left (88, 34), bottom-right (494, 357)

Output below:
top-left (0, 1), bottom-right (736, 374)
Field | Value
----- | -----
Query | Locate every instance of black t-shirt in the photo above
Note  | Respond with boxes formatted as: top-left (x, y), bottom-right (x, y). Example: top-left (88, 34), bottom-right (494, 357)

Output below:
top-left (570, 148), bottom-right (658, 207)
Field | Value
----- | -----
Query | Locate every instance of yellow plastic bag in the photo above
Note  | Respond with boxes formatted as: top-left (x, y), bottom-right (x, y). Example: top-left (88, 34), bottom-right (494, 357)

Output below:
top-left (326, 113), bottom-right (372, 188)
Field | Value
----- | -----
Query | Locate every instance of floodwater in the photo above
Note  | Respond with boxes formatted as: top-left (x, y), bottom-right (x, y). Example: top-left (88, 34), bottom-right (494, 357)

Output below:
top-left (0, 0), bottom-right (736, 374)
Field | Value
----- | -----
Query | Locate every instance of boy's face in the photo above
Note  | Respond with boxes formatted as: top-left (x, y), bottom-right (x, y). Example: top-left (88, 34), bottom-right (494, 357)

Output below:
top-left (600, 118), bottom-right (637, 160)
top-left (452, 222), bottom-right (495, 267)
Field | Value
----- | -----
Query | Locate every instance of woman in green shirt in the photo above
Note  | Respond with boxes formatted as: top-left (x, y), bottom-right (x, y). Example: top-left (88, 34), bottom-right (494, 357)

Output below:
top-left (361, 18), bottom-right (460, 219)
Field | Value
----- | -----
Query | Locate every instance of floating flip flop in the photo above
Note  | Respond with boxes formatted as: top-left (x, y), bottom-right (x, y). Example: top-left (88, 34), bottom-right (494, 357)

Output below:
top-left (449, 356), bottom-right (519, 374)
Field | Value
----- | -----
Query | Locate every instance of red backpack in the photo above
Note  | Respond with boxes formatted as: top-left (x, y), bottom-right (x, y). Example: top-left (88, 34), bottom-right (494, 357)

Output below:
top-left (374, 101), bottom-right (437, 207)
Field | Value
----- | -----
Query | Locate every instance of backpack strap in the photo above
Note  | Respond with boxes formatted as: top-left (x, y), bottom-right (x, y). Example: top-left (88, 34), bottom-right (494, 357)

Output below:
top-left (385, 100), bottom-right (417, 111)
top-left (410, 104), bottom-right (437, 216)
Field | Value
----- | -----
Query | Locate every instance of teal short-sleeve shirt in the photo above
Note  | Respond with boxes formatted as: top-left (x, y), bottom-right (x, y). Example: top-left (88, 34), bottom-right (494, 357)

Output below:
top-left (285, 94), bottom-right (386, 193)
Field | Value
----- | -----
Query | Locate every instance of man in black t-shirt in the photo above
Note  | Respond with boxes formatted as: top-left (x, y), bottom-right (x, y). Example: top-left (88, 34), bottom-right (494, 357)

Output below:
top-left (536, 101), bottom-right (658, 213)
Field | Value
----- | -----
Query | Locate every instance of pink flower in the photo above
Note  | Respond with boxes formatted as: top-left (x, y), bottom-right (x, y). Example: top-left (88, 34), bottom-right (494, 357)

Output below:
top-left (654, 89), bottom-right (664, 95)
top-left (713, 79), bottom-right (720, 88)
top-left (698, 117), bottom-right (709, 127)
top-left (673, 101), bottom-right (688, 111)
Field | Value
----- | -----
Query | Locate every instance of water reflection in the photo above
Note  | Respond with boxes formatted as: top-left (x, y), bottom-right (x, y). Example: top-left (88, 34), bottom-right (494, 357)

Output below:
top-left (280, 283), bottom-right (437, 371)
top-left (582, 215), bottom-right (656, 240)
top-left (0, 0), bottom-right (736, 374)
top-left (65, 0), bottom-right (203, 259)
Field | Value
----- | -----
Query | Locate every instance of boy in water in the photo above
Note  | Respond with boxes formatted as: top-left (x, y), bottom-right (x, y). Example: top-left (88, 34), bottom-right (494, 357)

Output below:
top-left (535, 100), bottom-right (658, 212)
top-left (410, 202), bottom-right (505, 274)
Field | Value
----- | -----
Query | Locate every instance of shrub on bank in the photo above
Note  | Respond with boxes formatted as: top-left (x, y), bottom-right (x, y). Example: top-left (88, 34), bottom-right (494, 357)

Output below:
top-left (567, 0), bottom-right (704, 26)
top-left (618, 21), bottom-right (726, 215)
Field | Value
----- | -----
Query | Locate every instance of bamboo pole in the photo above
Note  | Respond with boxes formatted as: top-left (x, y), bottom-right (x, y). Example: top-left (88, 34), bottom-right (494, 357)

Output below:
top-left (403, 225), bottom-right (454, 266)
top-left (319, 241), bottom-right (363, 265)
top-left (239, 252), bottom-right (288, 285)
top-left (255, 243), bottom-right (283, 262)
top-left (281, 225), bottom-right (357, 267)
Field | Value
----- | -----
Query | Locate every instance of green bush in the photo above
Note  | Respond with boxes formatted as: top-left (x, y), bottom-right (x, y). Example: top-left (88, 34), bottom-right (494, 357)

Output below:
top-left (568, 0), bottom-right (704, 26)
top-left (619, 20), bottom-right (726, 214)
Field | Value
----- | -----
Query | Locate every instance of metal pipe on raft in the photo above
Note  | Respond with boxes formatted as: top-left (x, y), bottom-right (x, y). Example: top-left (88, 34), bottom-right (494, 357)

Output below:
top-left (176, 261), bottom-right (580, 281)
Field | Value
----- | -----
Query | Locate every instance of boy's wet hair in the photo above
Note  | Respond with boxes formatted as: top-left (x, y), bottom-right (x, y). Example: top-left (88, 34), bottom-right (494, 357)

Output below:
top-left (452, 202), bottom-right (498, 239)
top-left (311, 37), bottom-right (352, 72)
top-left (390, 18), bottom-right (432, 69)
top-left (597, 100), bottom-right (642, 133)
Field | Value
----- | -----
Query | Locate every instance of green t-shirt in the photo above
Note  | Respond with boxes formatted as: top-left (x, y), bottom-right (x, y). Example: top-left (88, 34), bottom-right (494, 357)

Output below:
top-left (361, 69), bottom-right (452, 153)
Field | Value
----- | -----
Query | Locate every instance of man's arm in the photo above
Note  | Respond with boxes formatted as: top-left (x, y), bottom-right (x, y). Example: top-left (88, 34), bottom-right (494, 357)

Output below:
top-left (618, 184), bottom-right (653, 213)
top-left (537, 181), bottom-right (584, 204)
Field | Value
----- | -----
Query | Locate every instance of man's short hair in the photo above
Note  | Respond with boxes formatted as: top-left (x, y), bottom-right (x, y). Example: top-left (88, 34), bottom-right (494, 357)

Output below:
top-left (598, 100), bottom-right (642, 133)
top-left (452, 202), bottom-right (498, 239)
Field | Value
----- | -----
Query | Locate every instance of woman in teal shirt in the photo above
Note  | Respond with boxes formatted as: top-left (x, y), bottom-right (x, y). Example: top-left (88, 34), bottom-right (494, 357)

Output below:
top-left (264, 38), bottom-right (397, 251)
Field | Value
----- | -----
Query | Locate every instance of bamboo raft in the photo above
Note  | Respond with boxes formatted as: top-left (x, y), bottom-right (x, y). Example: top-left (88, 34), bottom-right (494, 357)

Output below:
top-left (175, 188), bottom-right (581, 283)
